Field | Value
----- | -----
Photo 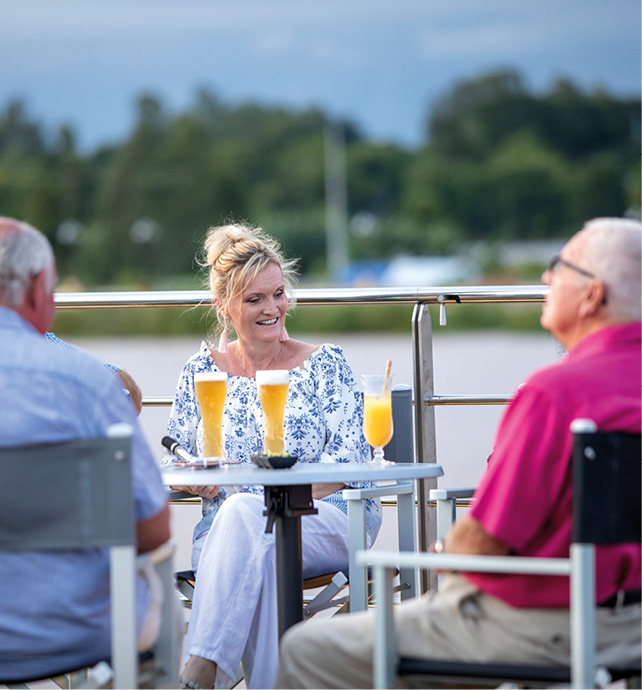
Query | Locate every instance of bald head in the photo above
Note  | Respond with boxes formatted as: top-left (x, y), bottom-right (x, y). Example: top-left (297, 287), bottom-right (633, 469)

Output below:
top-left (571, 217), bottom-right (641, 322)
top-left (0, 217), bottom-right (55, 307)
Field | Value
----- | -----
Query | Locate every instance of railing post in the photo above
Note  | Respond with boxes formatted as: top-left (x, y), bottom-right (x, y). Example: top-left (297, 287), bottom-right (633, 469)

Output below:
top-left (411, 304), bottom-right (438, 592)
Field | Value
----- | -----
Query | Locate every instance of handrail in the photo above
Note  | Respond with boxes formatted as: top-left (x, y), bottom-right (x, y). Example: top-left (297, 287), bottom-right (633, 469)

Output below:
top-left (144, 395), bottom-right (514, 408)
top-left (425, 394), bottom-right (512, 405)
top-left (143, 397), bottom-right (174, 407)
top-left (54, 285), bottom-right (548, 309)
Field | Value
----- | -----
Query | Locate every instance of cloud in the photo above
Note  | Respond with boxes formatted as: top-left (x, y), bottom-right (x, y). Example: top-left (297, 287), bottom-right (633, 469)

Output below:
top-left (418, 21), bottom-right (543, 60)
top-left (0, 0), bottom-right (638, 150)
top-left (252, 29), bottom-right (295, 56)
top-left (416, 0), bottom-right (637, 61)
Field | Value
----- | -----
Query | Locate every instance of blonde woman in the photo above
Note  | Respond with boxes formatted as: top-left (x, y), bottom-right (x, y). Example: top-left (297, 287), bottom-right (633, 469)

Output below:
top-left (167, 223), bottom-right (381, 689)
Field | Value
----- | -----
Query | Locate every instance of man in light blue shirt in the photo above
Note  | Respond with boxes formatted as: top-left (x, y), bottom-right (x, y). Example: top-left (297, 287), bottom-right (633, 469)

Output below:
top-left (0, 217), bottom-right (171, 679)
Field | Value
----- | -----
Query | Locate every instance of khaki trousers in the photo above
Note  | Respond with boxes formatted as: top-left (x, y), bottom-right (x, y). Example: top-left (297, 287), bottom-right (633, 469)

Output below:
top-left (275, 574), bottom-right (642, 689)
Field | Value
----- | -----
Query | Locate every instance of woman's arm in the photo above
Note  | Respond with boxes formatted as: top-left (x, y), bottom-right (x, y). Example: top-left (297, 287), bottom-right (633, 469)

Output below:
top-left (170, 484), bottom-right (221, 499)
top-left (310, 345), bottom-right (370, 496)
top-left (311, 482), bottom-right (345, 500)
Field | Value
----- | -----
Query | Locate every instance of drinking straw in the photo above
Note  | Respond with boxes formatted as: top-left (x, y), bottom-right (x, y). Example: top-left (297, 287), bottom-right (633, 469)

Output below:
top-left (384, 359), bottom-right (392, 391)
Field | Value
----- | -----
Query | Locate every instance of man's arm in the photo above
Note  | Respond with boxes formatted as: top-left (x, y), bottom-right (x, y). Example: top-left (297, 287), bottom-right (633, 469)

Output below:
top-left (136, 503), bottom-right (171, 554)
top-left (442, 514), bottom-right (510, 556)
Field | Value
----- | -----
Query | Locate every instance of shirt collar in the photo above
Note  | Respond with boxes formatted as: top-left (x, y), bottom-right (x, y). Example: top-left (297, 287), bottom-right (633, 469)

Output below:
top-left (567, 321), bottom-right (641, 361)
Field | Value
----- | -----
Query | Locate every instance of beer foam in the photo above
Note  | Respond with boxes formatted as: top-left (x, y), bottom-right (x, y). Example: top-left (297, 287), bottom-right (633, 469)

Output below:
top-left (255, 369), bottom-right (289, 386)
top-left (194, 372), bottom-right (228, 382)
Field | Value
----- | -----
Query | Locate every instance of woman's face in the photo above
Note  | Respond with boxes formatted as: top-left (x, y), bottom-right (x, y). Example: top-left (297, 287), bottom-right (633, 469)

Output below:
top-left (226, 262), bottom-right (288, 345)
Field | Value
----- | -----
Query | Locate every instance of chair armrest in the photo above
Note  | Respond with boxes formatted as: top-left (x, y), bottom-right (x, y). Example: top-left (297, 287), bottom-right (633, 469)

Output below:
top-left (429, 487), bottom-right (475, 539)
top-left (429, 488), bottom-right (475, 500)
top-left (357, 549), bottom-right (571, 576)
top-left (343, 482), bottom-right (413, 501)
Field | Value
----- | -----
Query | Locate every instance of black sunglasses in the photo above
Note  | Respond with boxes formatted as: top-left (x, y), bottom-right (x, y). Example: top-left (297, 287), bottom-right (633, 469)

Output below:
top-left (547, 255), bottom-right (596, 280)
top-left (546, 255), bottom-right (607, 304)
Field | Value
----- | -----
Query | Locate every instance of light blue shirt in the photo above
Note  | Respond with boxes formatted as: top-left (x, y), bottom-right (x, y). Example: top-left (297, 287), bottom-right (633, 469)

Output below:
top-left (45, 331), bottom-right (120, 371)
top-left (0, 307), bottom-right (167, 679)
top-left (167, 341), bottom-right (382, 553)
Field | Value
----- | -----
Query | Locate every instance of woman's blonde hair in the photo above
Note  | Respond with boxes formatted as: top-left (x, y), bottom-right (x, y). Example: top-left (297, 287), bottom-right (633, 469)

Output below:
top-left (201, 222), bottom-right (298, 334)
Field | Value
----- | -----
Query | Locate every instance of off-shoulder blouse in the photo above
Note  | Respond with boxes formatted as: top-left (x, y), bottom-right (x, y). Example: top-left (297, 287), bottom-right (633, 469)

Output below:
top-left (167, 341), bottom-right (382, 544)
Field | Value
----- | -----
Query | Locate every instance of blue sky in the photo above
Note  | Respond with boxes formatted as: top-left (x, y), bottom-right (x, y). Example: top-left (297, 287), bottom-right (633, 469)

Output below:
top-left (1, 0), bottom-right (640, 150)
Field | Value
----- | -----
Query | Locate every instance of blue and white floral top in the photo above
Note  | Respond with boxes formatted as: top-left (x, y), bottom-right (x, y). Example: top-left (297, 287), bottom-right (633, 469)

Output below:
top-left (167, 341), bottom-right (382, 545)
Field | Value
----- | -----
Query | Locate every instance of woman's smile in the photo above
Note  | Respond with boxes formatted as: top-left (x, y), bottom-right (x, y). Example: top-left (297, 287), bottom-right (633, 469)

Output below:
top-left (226, 262), bottom-right (288, 343)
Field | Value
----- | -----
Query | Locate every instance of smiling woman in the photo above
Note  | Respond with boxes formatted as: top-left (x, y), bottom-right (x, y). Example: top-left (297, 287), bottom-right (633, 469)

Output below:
top-left (165, 221), bottom-right (382, 689)
top-left (202, 223), bottom-right (298, 357)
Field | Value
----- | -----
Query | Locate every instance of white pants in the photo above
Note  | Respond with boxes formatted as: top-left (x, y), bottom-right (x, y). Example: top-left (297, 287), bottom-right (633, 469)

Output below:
top-left (187, 492), bottom-right (356, 689)
top-left (276, 573), bottom-right (642, 689)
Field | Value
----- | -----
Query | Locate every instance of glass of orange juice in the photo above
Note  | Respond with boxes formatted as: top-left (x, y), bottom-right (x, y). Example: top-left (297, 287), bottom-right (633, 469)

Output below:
top-left (361, 374), bottom-right (393, 462)
top-left (256, 370), bottom-right (289, 456)
top-left (194, 372), bottom-right (228, 459)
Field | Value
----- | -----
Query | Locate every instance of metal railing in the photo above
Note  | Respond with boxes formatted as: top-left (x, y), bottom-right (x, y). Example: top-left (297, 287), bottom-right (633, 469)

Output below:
top-left (55, 284), bottom-right (547, 591)
top-left (55, 285), bottom-right (546, 309)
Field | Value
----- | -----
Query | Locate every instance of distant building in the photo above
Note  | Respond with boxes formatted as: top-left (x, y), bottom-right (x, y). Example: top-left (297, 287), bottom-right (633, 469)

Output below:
top-left (340, 255), bottom-right (480, 287)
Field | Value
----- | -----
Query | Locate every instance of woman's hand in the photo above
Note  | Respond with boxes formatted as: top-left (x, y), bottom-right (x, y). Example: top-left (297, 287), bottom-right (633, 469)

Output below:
top-left (170, 485), bottom-right (221, 500)
top-left (311, 482), bottom-right (345, 500)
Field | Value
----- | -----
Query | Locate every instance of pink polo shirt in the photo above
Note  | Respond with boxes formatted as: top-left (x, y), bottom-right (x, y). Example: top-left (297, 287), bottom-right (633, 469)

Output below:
top-left (466, 322), bottom-right (641, 608)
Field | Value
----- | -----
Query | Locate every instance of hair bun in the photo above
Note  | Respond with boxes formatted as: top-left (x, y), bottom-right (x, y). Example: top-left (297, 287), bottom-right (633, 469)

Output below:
top-left (204, 224), bottom-right (253, 266)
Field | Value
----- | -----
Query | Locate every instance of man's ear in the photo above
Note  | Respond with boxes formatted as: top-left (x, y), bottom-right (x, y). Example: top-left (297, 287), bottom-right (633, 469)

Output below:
top-left (579, 279), bottom-right (606, 318)
top-left (22, 269), bottom-right (53, 333)
top-left (22, 270), bottom-right (42, 311)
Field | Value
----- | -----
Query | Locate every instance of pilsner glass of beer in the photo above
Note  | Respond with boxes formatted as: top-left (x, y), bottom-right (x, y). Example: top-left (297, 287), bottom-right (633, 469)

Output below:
top-left (194, 372), bottom-right (228, 458)
top-left (361, 374), bottom-right (393, 462)
top-left (256, 369), bottom-right (289, 456)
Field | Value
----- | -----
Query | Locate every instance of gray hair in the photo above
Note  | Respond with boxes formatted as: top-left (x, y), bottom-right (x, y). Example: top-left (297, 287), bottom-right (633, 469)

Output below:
top-left (580, 217), bottom-right (641, 322)
top-left (0, 217), bottom-right (55, 307)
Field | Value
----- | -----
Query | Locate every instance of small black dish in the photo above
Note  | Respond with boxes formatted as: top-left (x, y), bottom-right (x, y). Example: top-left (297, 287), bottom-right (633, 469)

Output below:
top-left (250, 454), bottom-right (297, 469)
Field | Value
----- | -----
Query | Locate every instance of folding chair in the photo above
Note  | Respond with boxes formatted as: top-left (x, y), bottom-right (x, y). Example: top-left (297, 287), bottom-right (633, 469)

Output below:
top-left (360, 419), bottom-right (642, 689)
top-left (173, 384), bottom-right (419, 617)
top-left (0, 424), bottom-right (178, 690)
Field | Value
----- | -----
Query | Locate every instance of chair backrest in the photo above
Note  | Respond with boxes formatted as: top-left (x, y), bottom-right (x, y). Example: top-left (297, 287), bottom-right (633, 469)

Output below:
top-left (0, 435), bottom-right (134, 550)
top-left (0, 428), bottom-right (138, 689)
top-left (572, 424), bottom-right (641, 545)
top-left (383, 385), bottom-right (414, 464)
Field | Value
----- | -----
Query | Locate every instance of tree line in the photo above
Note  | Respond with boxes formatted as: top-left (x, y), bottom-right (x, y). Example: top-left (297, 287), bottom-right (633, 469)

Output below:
top-left (0, 69), bottom-right (638, 287)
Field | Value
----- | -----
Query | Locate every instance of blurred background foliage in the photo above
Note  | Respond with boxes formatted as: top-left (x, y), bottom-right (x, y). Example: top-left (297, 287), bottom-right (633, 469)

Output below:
top-left (1, 68), bottom-right (639, 333)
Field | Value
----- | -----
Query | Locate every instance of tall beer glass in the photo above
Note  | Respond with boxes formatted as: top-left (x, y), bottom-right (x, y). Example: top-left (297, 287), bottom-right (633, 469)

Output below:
top-left (361, 374), bottom-right (393, 462)
top-left (194, 372), bottom-right (228, 458)
top-left (256, 369), bottom-right (289, 456)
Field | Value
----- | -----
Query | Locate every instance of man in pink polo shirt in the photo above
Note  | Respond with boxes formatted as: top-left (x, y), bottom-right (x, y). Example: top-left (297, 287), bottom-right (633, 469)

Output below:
top-left (276, 217), bottom-right (641, 689)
